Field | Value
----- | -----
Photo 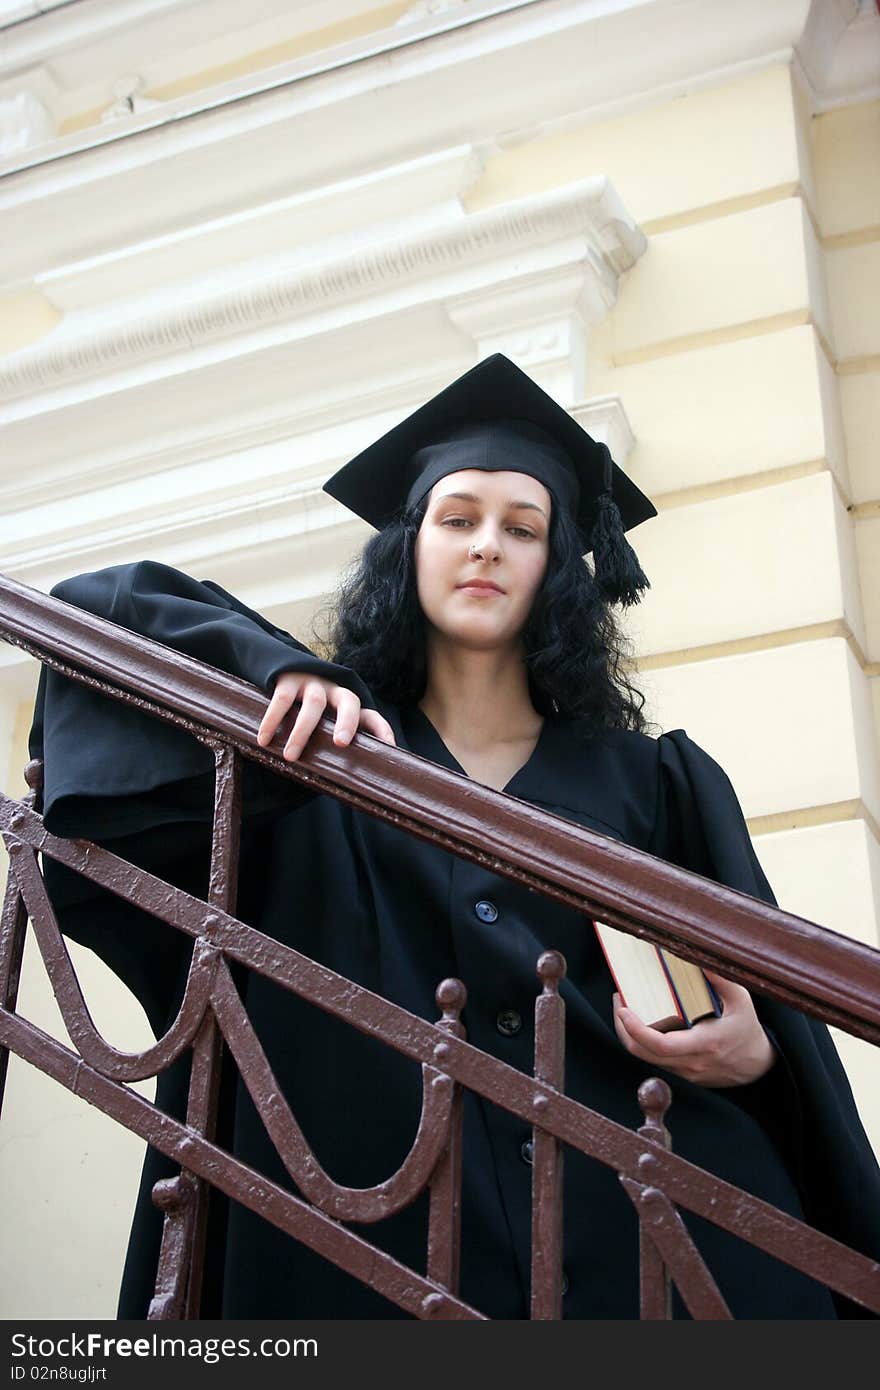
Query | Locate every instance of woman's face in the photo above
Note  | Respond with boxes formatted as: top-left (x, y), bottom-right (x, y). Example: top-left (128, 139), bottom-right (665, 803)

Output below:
top-left (414, 468), bottom-right (551, 653)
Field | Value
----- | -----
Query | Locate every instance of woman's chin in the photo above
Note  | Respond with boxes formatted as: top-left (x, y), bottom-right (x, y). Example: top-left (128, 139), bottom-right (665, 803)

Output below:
top-left (437, 622), bottom-right (524, 654)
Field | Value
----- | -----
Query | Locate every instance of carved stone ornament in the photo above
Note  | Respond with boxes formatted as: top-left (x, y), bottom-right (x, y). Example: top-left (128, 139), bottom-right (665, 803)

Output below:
top-left (100, 76), bottom-right (162, 125)
top-left (0, 92), bottom-right (57, 157)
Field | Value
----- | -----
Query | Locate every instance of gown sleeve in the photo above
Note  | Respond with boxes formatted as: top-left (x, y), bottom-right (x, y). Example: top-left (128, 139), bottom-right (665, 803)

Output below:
top-left (26, 560), bottom-right (375, 1033)
top-left (655, 728), bottom-right (880, 1313)
top-left (30, 559), bottom-right (375, 838)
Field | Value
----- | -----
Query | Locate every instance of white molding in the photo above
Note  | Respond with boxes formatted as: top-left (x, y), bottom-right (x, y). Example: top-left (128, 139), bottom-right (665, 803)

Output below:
top-left (0, 176), bottom-right (644, 403)
top-left (0, 1), bottom-right (89, 33)
top-left (0, 0), bottom-right (815, 192)
top-left (0, 1), bottom-right (280, 73)
top-left (16, 144), bottom-right (486, 301)
top-left (0, 2), bottom-right (533, 76)
top-left (0, 128), bottom-right (646, 596)
top-left (0, 0), bottom-right (540, 96)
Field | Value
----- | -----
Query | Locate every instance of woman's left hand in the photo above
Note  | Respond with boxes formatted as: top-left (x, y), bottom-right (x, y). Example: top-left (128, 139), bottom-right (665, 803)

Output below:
top-left (612, 971), bottom-right (776, 1088)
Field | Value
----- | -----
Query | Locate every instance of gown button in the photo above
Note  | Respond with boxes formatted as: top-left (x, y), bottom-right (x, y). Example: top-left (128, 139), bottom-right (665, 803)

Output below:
top-left (521, 1138), bottom-right (534, 1165)
top-left (474, 900), bottom-right (499, 923)
top-left (496, 1009), bottom-right (522, 1037)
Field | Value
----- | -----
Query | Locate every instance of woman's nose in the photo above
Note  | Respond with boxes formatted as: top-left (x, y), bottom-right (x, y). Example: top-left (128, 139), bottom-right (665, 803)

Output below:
top-left (468, 526), bottom-right (503, 562)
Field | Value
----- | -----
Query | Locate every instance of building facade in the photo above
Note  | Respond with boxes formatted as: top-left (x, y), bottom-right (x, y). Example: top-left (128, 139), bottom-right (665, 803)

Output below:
top-left (0, 0), bottom-right (878, 1318)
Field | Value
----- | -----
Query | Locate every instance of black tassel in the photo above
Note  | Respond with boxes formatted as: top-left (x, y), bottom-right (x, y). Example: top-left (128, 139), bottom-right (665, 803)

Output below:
top-left (590, 448), bottom-right (650, 608)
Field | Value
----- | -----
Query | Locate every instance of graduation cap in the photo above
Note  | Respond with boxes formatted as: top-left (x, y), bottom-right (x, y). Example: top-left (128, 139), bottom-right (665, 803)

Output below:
top-left (323, 354), bottom-right (656, 606)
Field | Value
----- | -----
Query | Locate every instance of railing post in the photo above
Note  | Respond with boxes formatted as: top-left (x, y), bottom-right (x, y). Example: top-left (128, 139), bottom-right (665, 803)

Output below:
top-left (623, 1076), bottom-right (731, 1319)
top-left (425, 977), bottom-right (467, 1308)
top-left (0, 763), bottom-right (39, 1117)
top-left (530, 950), bottom-right (566, 1319)
top-left (148, 742), bottom-right (241, 1320)
top-left (632, 1077), bottom-right (673, 1319)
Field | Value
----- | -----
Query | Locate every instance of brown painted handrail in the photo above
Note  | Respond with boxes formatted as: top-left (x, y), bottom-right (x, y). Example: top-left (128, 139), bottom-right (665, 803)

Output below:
top-left (1, 570), bottom-right (878, 1042)
top-left (1, 569), bottom-right (879, 1321)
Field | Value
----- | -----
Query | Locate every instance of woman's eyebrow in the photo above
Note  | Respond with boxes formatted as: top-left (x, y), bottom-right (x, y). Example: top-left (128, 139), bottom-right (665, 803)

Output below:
top-left (436, 490), bottom-right (548, 518)
top-left (508, 500), bottom-right (548, 517)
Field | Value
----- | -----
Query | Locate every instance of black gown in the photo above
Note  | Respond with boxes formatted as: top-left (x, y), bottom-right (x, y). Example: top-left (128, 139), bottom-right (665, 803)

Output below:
top-left (28, 561), bottom-right (880, 1320)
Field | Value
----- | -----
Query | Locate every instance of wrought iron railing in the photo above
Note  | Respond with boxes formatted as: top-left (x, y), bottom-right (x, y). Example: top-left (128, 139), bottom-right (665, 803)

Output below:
top-left (0, 571), bottom-right (878, 1320)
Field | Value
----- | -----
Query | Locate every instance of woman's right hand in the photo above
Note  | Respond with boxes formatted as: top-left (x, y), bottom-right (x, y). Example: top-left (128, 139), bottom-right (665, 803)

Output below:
top-left (257, 671), bottom-right (397, 762)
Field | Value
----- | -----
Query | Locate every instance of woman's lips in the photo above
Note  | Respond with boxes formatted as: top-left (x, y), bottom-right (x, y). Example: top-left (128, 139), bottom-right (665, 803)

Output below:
top-left (457, 580), bottom-right (504, 595)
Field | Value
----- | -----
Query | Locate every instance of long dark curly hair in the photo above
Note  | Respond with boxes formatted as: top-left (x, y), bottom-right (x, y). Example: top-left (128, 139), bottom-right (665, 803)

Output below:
top-left (324, 492), bottom-right (649, 736)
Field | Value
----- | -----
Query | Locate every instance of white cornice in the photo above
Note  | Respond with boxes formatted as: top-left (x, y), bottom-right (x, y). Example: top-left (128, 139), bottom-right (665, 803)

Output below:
top-left (14, 144), bottom-right (486, 298)
top-left (0, 0), bottom-right (814, 195)
top-left (0, 0), bottom-right (541, 98)
top-left (0, 352), bottom-right (468, 511)
top-left (0, 2), bottom-right (387, 76)
top-left (0, 176), bottom-right (644, 404)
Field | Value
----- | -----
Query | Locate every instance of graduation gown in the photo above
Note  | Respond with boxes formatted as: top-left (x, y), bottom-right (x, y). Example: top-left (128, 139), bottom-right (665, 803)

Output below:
top-left (28, 561), bottom-right (880, 1320)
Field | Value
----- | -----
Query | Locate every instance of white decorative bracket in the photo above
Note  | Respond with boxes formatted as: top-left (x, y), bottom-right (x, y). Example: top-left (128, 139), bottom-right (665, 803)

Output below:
top-left (446, 263), bottom-right (617, 405)
top-left (571, 396), bottom-right (636, 468)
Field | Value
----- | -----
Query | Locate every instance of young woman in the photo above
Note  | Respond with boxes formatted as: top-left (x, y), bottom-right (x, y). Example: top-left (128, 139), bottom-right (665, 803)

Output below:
top-left (30, 356), bottom-right (880, 1319)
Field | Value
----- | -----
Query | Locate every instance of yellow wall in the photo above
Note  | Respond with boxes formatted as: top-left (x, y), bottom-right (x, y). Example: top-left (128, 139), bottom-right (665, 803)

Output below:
top-left (466, 65), bottom-right (802, 231)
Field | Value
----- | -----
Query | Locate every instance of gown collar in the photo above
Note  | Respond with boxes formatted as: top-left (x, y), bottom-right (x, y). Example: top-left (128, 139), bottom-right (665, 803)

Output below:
top-left (397, 704), bottom-right (630, 843)
top-left (400, 704), bottom-right (555, 798)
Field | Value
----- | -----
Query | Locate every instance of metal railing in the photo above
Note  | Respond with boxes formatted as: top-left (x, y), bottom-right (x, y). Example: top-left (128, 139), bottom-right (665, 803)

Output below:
top-left (1, 571), bottom-right (878, 1320)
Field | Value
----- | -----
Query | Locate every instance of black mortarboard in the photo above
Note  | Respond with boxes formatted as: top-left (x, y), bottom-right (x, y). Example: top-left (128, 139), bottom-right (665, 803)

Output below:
top-left (323, 354), bottom-right (656, 605)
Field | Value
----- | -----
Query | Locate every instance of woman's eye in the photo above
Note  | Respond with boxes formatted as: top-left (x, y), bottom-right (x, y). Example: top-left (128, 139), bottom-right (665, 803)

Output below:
top-left (442, 517), bottom-right (471, 527)
top-left (508, 526), bottom-right (535, 539)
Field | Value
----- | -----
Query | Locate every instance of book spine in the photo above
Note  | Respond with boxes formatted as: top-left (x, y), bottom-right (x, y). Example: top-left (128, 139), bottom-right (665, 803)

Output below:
top-left (705, 973), bottom-right (723, 1019)
top-left (655, 948), bottom-right (688, 1026)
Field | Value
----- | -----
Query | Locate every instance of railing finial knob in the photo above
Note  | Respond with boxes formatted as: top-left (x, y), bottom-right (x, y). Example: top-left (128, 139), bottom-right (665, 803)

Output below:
top-left (536, 949), bottom-right (566, 991)
top-left (435, 977), bottom-right (466, 1024)
top-left (638, 1077), bottom-right (672, 1124)
top-left (151, 1173), bottom-right (196, 1214)
top-left (24, 759), bottom-right (43, 791)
